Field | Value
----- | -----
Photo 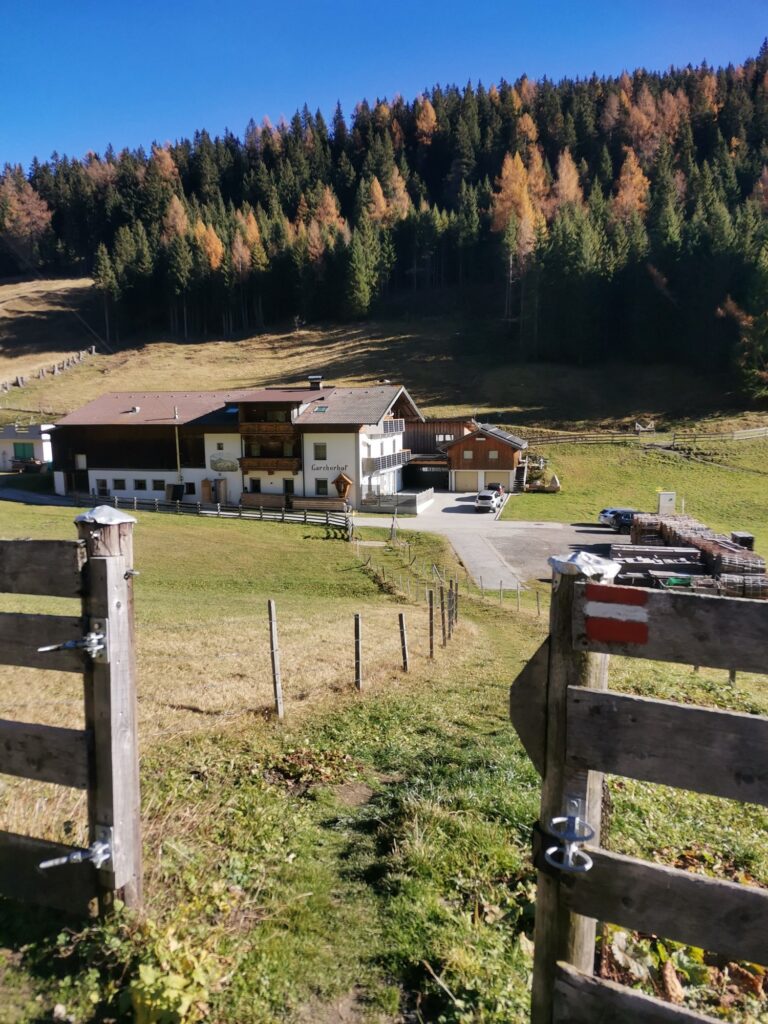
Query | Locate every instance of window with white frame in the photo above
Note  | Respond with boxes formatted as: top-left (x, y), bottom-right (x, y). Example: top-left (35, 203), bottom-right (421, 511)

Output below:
top-left (316, 478), bottom-right (328, 496)
top-left (463, 450), bottom-right (473, 460)
top-left (488, 450), bottom-right (499, 460)
top-left (313, 442), bottom-right (327, 461)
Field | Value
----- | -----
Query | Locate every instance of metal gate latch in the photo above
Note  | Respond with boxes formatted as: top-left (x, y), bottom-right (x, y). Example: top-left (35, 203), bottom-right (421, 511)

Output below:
top-left (38, 620), bottom-right (108, 661)
top-left (39, 837), bottom-right (112, 872)
top-left (544, 796), bottom-right (594, 874)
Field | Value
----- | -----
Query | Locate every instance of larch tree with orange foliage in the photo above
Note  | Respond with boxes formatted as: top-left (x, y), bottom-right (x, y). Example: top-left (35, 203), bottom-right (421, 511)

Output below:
top-left (552, 149), bottom-right (583, 209)
top-left (612, 148), bottom-right (650, 221)
top-left (415, 98), bottom-right (438, 144)
top-left (491, 152), bottom-right (531, 232)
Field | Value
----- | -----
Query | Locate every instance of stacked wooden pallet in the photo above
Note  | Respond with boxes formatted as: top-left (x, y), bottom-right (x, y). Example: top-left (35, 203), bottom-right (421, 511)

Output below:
top-left (624, 515), bottom-right (767, 597)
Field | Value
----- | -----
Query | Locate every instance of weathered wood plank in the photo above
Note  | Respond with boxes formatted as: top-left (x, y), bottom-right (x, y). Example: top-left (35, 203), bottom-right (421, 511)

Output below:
top-left (0, 613), bottom-right (84, 672)
top-left (0, 830), bottom-right (98, 915)
top-left (553, 962), bottom-right (719, 1023)
top-left (0, 719), bottom-right (90, 788)
top-left (530, 573), bottom-right (609, 1024)
top-left (567, 687), bottom-right (768, 807)
top-left (508, 638), bottom-right (549, 776)
top-left (561, 847), bottom-right (768, 966)
top-left (573, 582), bottom-right (768, 673)
top-left (0, 539), bottom-right (86, 598)
top-left (83, 553), bottom-right (142, 908)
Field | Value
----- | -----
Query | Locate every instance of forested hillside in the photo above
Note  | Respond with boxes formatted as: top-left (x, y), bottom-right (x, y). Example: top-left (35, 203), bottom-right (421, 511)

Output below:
top-left (3, 44), bottom-right (768, 392)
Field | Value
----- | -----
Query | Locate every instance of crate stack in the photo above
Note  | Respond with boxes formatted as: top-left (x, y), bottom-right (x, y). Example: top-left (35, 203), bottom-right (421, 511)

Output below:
top-left (624, 514), bottom-right (767, 598)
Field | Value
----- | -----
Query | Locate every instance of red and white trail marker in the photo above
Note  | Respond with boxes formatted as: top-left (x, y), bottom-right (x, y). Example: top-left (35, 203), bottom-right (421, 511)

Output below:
top-left (582, 583), bottom-right (649, 645)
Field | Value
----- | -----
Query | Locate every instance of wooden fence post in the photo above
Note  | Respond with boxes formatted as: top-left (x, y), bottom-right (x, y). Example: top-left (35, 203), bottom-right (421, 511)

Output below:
top-left (75, 506), bottom-right (142, 911)
top-left (447, 581), bottom-right (454, 639)
top-left (454, 577), bottom-right (459, 624)
top-left (267, 599), bottom-right (284, 720)
top-left (399, 613), bottom-right (409, 672)
top-left (440, 586), bottom-right (447, 647)
top-left (530, 570), bottom-right (609, 1024)
top-left (536, 591), bottom-right (541, 617)
top-left (428, 590), bottom-right (435, 659)
top-left (499, 580), bottom-right (503, 606)
top-left (516, 583), bottom-right (521, 612)
top-left (354, 613), bottom-right (362, 690)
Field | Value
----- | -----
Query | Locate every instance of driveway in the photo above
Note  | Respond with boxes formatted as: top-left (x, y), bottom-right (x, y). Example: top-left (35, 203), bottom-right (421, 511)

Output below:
top-left (354, 493), bottom-right (612, 587)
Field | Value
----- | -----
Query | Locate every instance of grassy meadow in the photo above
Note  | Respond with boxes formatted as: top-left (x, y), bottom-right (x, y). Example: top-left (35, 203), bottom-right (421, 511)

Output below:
top-left (0, 280), bottom-right (767, 1021)
top-left (1, 278), bottom-right (767, 432)
top-left (0, 502), bottom-right (766, 1022)
top-left (504, 439), bottom-right (768, 553)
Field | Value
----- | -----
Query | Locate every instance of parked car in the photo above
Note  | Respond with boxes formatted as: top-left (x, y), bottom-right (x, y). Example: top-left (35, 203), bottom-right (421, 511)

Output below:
top-left (485, 482), bottom-right (506, 496)
top-left (475, 490), bottom-right (501, 513)
top-left (598, 506), bottom-right (635, 527)
top-left (611, 509), bottom-right (640, 533)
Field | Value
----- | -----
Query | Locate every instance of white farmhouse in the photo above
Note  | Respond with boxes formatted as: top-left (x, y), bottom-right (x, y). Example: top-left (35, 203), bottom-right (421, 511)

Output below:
top-left (50, 377), bottom-right (424, 511)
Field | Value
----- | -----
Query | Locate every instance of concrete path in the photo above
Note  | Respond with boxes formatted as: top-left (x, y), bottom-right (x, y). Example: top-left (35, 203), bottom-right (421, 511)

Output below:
top-left (354, 492), bottom-right (612, 586)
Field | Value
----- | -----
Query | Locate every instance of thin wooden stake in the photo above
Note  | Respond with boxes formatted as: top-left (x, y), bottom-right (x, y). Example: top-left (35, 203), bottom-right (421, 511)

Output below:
top-left (399, 613), bottom-right (409, 672)
top-left (440, 586), bottom-right (447, 647)
top-left (536, 591), bottom-right (541, 617)
top-left (447, 581), bottom-right (454, 639)
top-left (499, 580), bottom-right (503, 606)
top-left (428, 590), bottom-right (435, 659)
top-left (729, 668), bottom-right (737, 685)
top-left (354, 613), bottom-right (362, 690)
top-left (480, 576), bottom-right (484, 599)
top-left (454, 577), bottom-right (459, 623)
top-left (516, 584), bottom-right (521, 611)
top-left (267, 599), bottom-right (284, 720)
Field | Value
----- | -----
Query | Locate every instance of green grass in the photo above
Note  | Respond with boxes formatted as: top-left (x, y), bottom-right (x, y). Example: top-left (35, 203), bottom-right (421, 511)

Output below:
top-left (0, 504), bottom-right (767, 1022)
top-left (504, 440), bottom-right (768, 553)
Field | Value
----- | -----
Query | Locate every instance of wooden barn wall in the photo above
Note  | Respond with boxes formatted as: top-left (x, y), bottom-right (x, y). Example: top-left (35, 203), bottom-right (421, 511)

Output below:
top-left (51, 426), bottom-right (211, 471)
top-left (446, 435), bottom-right (521, 470)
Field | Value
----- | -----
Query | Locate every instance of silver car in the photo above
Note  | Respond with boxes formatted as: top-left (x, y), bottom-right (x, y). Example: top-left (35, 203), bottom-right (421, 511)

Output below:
top-left (475, 490), bottom-right (501, 513)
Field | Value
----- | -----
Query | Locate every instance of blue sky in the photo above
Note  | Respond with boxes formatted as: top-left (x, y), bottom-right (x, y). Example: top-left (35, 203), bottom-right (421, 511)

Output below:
top-left (2, 0), bottom-right (766, 169)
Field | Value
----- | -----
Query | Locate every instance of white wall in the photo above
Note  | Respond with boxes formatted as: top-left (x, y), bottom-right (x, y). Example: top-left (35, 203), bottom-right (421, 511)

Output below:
top-left (244, 471), bottom-right (303, 497)
top-left (0, 437), bottom-right (47, 469)
top-left (303, 431), bottom-right (358, 505)
top-left (202, 432), bottom-right (243, 501)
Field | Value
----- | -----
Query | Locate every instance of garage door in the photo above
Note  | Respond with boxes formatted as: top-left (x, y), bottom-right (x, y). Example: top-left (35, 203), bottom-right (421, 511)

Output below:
top-left (483, 470), bottom-right (512, 490)
top-left (454, 470), bottom-right (478, 492)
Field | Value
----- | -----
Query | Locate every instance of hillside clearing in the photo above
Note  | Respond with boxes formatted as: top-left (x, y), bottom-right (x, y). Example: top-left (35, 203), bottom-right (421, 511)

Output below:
top-left (0, 279), bottom-right (765, 433)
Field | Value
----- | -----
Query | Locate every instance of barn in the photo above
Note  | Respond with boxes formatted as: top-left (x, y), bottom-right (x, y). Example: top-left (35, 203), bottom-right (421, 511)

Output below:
top-left (441, 424), bottom-right (528, 493)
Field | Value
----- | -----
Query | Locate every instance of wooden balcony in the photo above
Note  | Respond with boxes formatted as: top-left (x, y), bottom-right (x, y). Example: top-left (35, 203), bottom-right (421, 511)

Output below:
top-left (238, 421), bottom-right (297, 437)
top-left (239, 456), bottom-right (302, 472)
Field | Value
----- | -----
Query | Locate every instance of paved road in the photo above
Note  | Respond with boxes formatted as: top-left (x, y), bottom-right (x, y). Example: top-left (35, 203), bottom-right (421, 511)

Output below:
top-left (355, 493), bottom-right (612, 587)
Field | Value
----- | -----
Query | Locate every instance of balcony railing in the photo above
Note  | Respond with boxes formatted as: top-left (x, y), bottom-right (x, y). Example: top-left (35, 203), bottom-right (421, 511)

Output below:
top-left (365, 418), bottom-right (405, 438)
top-left (362, 449), bottom-right (411, 475)
top-left (239, 421), bottom-right (297, 436)
top-left (239, 456), bottom-right (302, 472)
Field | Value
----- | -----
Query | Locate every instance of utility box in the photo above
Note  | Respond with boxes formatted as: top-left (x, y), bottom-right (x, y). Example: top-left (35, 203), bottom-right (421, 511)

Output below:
top-left (657, 491), bottom-right (676, 515)
top-left (731, 531), bottom-right (755, 551)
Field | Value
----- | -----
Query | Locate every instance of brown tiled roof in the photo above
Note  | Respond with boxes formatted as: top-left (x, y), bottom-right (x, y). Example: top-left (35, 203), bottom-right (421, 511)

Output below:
top-left (54, 391), bottom-right (249, 426)
top-left (441, 424), bottom-right (528, 450)
top-left (294, 386), bottom-right (422, 426)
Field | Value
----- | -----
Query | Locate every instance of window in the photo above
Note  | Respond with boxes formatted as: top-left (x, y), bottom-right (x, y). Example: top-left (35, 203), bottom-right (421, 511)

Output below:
top-left (13, 442), bottom-right (34, 459)
top-left (314, 406), bottom-right (328, 414)
top-left (283, 479), bottom-right (294, 495)
top-left (316, 478), bottom-right (328, 496)
top-left (463, 451), bottom-right (473, 460)
top-left (185, 482), bottom-right (195, 495)
top-left (488, 450), bottom-right (499, 460)
top-left (95, 479), bottom-right (108, 497)
top-left (113, 478), bottom-right (126, 490)
top-left (75, 454), bottom-right (87, 470)
top-left (313, 442), bottom-right (327, 461)
top-left (152, 479), bottom-right (164, 490)
top-left (250, 478), bottom-right (261, 493)
top-left (216, 442), bottom-right (224, 451)
top-left (134, 479), bottom-right (147, 491)
top-left (283, 441), bottom-right (294, 456)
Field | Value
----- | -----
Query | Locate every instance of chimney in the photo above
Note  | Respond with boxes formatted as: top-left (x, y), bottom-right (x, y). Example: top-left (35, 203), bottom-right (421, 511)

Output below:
top-left (308, 374), bottom-right (323, 391)
top-left (174, 405), bottom-right (179, 420)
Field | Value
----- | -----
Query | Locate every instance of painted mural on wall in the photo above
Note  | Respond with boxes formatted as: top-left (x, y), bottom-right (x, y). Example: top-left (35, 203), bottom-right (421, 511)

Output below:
top-left (209, 456), bottom-right (239, 472)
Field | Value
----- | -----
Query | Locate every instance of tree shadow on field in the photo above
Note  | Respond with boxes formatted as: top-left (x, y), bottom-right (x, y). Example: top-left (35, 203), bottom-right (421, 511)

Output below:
top-left (0, 898), bottom-right (83, 1014)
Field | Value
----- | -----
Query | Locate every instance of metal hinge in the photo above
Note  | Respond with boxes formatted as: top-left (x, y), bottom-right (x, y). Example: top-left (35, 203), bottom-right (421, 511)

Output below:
top-left (38, 618), bottom-right (109, 662)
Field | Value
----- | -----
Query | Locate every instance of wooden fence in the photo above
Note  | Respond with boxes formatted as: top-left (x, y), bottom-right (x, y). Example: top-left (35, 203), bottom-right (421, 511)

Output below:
top-left (73, 493), bottom-right (352, 538)
top-left (0, 508), bottom-right (141, 916)
top-left (510, 573), bottom-right (768, 1023)
top-left (523, 425), bottom-right (768, 447)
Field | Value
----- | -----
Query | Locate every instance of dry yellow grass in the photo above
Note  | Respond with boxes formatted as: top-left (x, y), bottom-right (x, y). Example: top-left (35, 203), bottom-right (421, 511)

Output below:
top-left (0, 502), bottom-right (478, 848)
top-left (0, 277), bottom-right (764, 430)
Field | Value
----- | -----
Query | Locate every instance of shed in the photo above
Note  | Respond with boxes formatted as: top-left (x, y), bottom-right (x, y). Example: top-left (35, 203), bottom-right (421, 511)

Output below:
top-left (441, 424), bottom-right (527, 493)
